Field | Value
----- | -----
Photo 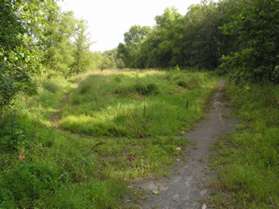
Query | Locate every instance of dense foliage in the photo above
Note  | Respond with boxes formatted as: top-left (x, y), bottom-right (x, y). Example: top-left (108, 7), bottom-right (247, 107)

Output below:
top-left (117, 0), bottom-right (279, 83)
top-left (0, 0), bottom-right (96, 110)
top-left (0, 0), bottom-right (42, 109)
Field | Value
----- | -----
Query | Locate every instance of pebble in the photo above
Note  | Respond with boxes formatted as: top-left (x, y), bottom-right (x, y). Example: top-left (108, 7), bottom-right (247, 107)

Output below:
top-left (202, 203), bottom-right (207, 209)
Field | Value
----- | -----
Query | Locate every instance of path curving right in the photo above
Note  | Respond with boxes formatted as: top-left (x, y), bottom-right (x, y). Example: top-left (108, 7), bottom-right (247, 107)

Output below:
top-left (136, 81), bottom-right (237, 209)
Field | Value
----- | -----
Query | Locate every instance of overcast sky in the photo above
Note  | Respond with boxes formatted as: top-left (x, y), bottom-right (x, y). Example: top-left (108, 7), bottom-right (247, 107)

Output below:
top-left (61, 0), bottom-right (202, 51)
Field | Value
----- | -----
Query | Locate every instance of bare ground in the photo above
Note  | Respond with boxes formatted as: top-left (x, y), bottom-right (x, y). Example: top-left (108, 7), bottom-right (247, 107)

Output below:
top-left (132, 81), bottom-right (236, 209)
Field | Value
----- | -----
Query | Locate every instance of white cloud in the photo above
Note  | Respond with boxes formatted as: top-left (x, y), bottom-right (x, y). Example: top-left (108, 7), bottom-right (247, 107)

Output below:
top-left (61, 0), bottom-right (202, 51)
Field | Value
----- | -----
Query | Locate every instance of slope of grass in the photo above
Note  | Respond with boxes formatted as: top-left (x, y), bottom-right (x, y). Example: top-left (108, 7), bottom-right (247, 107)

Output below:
top-left (0, 69), bottom-right (217, 209)
top-left (211, 82), bottom-right (279, 209)
top-left (60, 70), bottom-right (215, 138)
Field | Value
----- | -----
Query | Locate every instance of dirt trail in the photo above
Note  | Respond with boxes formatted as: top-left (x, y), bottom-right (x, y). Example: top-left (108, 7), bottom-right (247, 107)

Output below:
top-left (135, 81), bottom-right (236, 209)
top-left (49, 93), bottom-right (70, 128)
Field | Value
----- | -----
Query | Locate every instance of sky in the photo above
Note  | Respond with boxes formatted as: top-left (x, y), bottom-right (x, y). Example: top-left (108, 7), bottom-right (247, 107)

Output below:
top-left (61, 0), bottom-right (202, 52)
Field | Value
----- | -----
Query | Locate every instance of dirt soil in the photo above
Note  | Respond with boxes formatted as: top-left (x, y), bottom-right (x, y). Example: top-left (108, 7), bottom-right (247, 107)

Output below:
top-left (133, 81), bottom-right (236, 209)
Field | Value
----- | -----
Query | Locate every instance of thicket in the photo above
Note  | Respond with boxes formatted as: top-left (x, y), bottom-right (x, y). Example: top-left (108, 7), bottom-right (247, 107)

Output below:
top-left (117, 0), bottom-right (279, 83)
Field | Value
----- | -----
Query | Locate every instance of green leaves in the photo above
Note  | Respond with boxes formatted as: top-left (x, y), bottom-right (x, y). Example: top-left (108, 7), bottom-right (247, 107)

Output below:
top-left (117, 0), bottom-right (279, 83)
top-left (117, 25), bottom-right (151, 68)
top-left (70, 21), bottom-right (91, 74)
top-left (118, 5), bottom-right (220, 69)
top-left (218, 0), bottom-right (279, 82)
top-left (0, 0), bottom-right (95, 111)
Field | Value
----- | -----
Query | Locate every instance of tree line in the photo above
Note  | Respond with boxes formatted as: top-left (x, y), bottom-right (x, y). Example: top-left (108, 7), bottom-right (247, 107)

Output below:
top-left (1, 0), bottom-right (279, 111)
top-left (117, 0), bottom-right (279, 83)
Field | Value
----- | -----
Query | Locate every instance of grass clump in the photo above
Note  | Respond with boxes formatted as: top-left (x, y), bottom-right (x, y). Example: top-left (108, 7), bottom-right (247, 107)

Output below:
top-left (211, 83), bottom-right (279, 209)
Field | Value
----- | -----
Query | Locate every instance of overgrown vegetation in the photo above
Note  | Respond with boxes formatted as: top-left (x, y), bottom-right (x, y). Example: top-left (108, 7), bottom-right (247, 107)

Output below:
top-left (211, 83), bottom-right (279, 209)
top-left (60, 70), bottom-right (215, 138)
top-left (0, 0), bottom-right (120, 112)
top-left (1, 0), bottom-right (279, 208)
top-left (117, 0), bottom-right (279, 83)
top-left (0, 70), bottom-right (217, 208)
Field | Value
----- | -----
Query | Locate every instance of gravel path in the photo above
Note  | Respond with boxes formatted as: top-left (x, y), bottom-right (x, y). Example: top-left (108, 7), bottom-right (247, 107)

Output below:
top-left (135, 81), bottom-right (236, 209)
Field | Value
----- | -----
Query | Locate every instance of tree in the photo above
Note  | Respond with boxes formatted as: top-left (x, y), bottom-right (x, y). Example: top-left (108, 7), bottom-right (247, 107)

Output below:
top-left (117, 25), bottom-right (151, 68)
top-left (71, 21), bottom-right (92, 74)
top-left (219, 0), bottom-right (279, 82)
top-left (179, 2), bottom-right (221, 69)
top-left (43, 11), bottom-right (77, 74)
top-left (0, 0), bottom-right (55, 110)
top-left (147, 8), bottom-right (183, 67)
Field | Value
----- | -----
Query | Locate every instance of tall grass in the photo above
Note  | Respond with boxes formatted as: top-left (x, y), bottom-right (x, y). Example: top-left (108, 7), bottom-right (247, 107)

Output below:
top-left (60, 70), bottom-right (216, 138)
top-left (0, 69), bottom-right (217, 209)
top-left (211, 82), bottom-right (279, 209)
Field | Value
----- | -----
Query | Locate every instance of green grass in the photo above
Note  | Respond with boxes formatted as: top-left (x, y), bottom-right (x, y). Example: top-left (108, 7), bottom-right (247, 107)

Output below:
top-left (210, 82), bottom-right (279, 209)
top-left (60, 70), bottom-right (215, 138)
top-left (15, 75), bottom-right (75, 126)
top-left (0, 69), bottom-right (217, 209)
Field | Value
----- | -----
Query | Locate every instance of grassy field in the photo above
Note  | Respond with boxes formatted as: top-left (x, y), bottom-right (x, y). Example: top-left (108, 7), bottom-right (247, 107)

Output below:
top-left (211, 82), bottom-right (279, 209)
top-left (0, 69), bottom-right (217, 209)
